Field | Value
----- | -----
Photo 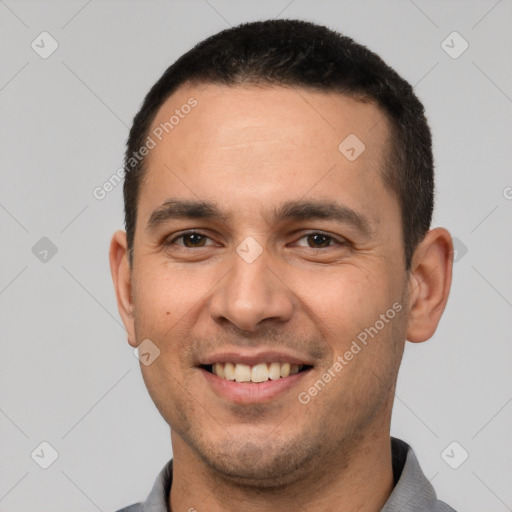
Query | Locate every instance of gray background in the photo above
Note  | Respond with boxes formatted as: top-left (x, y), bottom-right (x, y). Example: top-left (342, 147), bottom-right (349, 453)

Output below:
top-left (1, 0), bottom-right (511, 511)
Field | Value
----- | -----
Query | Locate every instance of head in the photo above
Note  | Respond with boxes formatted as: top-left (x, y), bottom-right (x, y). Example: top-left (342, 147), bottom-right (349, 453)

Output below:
top-left (110, 20), bottom-right (452, 487)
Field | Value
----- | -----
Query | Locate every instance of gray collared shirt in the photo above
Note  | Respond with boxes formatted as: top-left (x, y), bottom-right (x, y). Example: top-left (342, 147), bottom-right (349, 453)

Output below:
top-left (116, 438), bottom-right (456, 512)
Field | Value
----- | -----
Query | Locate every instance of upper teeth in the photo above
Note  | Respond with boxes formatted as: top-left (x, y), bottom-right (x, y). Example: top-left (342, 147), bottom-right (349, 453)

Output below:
top-left (212, 362), bottom-right (302, 382)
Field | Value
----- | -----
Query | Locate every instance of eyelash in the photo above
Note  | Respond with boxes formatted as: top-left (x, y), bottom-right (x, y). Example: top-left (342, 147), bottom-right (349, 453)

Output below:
top-left (165, 230), bottom-right (347, 249)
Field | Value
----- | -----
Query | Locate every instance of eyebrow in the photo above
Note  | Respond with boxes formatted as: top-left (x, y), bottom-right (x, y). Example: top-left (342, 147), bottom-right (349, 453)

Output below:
top-left (146, 197), bottom-right (373, 237)
top-left (146, 199), bottom-right (228, 231)
top-left (274, 200), bottom-right (373, 237)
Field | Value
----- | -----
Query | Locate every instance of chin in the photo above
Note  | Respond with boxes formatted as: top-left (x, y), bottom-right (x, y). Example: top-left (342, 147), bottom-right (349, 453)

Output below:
top-left (194, 432), bottom-right (322, 489)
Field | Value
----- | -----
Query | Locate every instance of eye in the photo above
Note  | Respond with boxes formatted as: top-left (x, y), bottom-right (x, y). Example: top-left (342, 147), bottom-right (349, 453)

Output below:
top-left (167, 231), bottom-right (214, 248)
top-left (294, 232), bottom-right (344, 249)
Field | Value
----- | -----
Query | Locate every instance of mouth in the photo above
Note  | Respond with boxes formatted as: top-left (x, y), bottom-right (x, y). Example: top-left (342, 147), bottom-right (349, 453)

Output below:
top-left (198, 355), bottom-right (314, 404)
top-left (197, 350), bottom-right (316, 403)
top-left (200, 362), bottom-right (313, 383)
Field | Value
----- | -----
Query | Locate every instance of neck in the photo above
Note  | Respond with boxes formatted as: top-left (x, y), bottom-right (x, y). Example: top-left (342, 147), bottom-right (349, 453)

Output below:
top-left (168, 429), bottom-right (394, 512)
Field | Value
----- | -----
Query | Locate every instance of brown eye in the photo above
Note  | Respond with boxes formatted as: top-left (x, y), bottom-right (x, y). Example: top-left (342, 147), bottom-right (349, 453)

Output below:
top-left (182, 232), bottom-right (207, 247)
top-left (306, 233), bottom-right (332, 248)
top-left (166, 231), bottom-right (214, 248)
top-left (294, 232), bottom-right (345, 250)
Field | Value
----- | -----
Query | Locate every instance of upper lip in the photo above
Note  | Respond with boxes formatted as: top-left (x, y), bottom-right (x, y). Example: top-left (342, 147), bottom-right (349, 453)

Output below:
top-left (197, 349), bottom-right (315, 367)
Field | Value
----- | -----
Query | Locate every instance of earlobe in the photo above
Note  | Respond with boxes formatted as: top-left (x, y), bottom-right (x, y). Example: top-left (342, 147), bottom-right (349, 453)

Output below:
top-left (109, 230), bottom-right (137, 347)
top-left (406, 228), bottom-right (453, 343)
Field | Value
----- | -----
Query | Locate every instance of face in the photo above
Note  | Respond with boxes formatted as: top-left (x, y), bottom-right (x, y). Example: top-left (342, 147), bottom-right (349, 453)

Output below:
top-left (119, 83), bottom-right (413, 486)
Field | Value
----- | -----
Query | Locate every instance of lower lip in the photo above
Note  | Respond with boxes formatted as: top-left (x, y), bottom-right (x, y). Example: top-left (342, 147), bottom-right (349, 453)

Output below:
top-left (200, 367), bottom-right (311, 404)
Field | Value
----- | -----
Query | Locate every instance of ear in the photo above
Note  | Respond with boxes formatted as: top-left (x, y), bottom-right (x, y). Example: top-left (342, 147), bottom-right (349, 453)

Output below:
top-left (406, 227), bottom-right (453, 343)
top-left (109, 230), bottom-right (137, 347)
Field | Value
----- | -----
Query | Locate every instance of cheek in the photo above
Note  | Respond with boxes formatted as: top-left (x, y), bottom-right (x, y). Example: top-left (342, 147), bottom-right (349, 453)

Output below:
top-left (139, 358), bottom-right (198, 436)
top-left (291, 264), bottom-right (393, 337)
top-left (133, 263), bottom-right (206, 333)
top-left (133, 267), bottom-right (202, 422)
top-left (291, 263), bottom-right (406, 390)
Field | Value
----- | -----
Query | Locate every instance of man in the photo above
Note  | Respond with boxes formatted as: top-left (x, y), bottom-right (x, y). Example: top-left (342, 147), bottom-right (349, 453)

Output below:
top-left (110, 19), bottom-right (455, 512)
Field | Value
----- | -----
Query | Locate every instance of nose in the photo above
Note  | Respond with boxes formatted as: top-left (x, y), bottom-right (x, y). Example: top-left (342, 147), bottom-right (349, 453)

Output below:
top-left (208, 246), bottom-right (295, 332)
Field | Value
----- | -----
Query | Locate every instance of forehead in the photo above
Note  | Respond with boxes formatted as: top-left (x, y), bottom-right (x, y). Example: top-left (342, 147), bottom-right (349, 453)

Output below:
top-left (140, 82), bottom-right (397, 229)
top-left (148, 82), bottom-right (390, 159)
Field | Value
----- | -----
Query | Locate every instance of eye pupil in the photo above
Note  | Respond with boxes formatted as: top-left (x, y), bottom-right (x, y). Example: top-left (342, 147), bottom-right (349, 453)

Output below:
top-left (308, 234), bottom-right (330, 248)
top-left (184, 233), bottom-right (205, 247)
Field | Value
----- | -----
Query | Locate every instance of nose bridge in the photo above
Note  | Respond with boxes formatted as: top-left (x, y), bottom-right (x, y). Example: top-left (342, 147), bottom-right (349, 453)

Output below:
top-left (209, 243), bottom-right (293, 331)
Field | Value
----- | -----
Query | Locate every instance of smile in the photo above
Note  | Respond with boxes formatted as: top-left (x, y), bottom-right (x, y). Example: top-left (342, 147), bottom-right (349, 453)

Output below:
top-left (202, 362), bottom-right (312, 383)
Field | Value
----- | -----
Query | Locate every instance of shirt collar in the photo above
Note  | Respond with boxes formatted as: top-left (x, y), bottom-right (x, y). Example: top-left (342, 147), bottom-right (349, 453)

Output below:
top-left (381, 438), bottom-right (455, 511)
